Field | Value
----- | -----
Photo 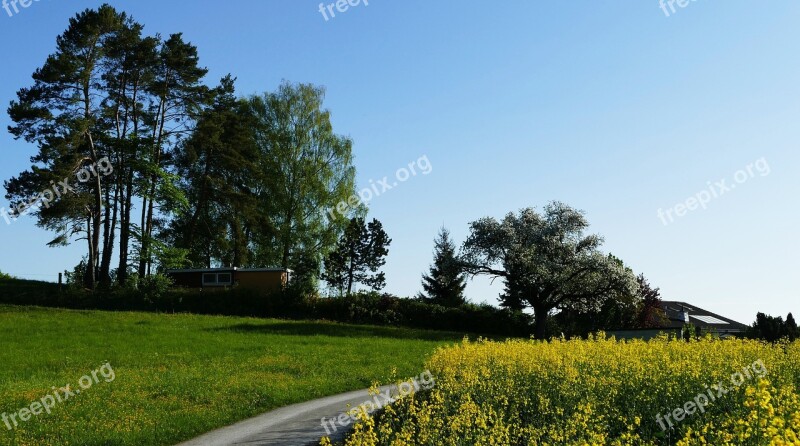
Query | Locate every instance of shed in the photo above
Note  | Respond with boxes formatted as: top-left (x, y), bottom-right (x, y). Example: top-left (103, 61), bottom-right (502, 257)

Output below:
top-left (166, 268), bottom-right (291, 293)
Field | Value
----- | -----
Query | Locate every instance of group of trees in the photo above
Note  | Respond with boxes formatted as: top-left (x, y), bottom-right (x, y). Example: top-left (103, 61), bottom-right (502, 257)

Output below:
top-left (457, 203), bottom-right (653, 338)
top-left (748, 312), bottom-right (799, 342)
top-left (6, 5), bottom-right (358, 290)
top-left (554, 273), bottom-right (666, 337)
top-left (412, 203), bottom-right (663, 339)
top-left (6, 5), bottom-right (669, 339)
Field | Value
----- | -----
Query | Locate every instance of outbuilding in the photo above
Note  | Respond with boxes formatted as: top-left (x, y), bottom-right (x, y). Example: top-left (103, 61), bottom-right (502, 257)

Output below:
top-left (166, 268), bottom-right (291, 293)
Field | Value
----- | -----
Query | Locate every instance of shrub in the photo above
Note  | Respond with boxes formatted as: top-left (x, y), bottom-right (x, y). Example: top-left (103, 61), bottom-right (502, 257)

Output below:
top-left (0, 279), bottom-right (533, 337)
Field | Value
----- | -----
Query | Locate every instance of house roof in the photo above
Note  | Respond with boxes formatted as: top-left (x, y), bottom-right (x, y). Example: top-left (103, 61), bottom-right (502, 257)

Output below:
top-left (660, 301), bottom-right (749, 332)
top-left (166, 268), bottom-right (291, 274)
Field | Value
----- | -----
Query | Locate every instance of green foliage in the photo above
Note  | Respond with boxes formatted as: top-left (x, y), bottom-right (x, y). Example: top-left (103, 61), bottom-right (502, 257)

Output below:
top-left (748, 312), bottom-right (799, 342)
top-left (119, 273), bottom-right (174, 303)
top-left (554, 273), bottom-right (667, 337)
top-left (634, 274), bottom-right (666, 328)
top-left (0, 277), bottom-right (530, 337)
top-left (64, 260), bottom-right (89, 289)
top-left (787, 313), bottom-right (799, 341)
top-left (246, 82), bottom-right (360, 288)
top-left (167, 77), bottom-right (262, 268)
top-left (5, 4), bottom-right (209, 288)
top-left (461, 202), bottom-right (638, 339)
top-left (682, 322), bottom-right (697, 340)
top-left (419, 228), bottom-right (467, 308)
top-left (0, 278), bottom-right (60, 307)
top-left (322, 217), bottom-right (391, 295)
top-left (152, 244), bottom-right (191, 272)
top-left (0, 270), bottom-right (13, 280)
top-left (309, 292), bottom-right (532, 337)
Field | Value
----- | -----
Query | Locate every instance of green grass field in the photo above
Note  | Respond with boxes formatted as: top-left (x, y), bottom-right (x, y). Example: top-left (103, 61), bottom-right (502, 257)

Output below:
top-left (0, 305), bottom-right (463, 445)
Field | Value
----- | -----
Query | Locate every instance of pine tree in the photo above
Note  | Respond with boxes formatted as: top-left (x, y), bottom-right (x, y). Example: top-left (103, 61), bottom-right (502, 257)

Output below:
top-left (419, 228), bottom-right (467, 307)
top-left (322, 218), bottom-right (391, 295)
top-left (168, 76), bottom-right (261, 269)
top-left (786, 313), bottom-right (798, 341)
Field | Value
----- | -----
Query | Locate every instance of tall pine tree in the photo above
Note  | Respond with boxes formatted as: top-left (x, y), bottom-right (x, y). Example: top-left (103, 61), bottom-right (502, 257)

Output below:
top-left (6, 5), bottom-right (210, 287)
top-left (322, 217), bottom-right (390, 296)
top-left (786, 313), bottom-right (798, 341)
top-left (419, 228), bottom-right (467, 307)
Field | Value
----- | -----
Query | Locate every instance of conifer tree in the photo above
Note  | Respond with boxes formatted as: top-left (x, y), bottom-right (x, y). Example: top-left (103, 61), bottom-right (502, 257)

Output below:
top-left (419, 228), bottom-right (467, 307)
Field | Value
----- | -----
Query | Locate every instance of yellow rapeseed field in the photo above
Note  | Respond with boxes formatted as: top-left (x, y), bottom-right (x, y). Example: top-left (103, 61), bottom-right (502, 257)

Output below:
top-left (332, 335), bottom-right (800, 446)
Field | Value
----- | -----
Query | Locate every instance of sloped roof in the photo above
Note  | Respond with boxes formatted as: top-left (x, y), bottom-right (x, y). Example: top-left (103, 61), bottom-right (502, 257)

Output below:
top-left (660, 301), bottom-right (749, 332)
top-left (167, 268), bottom-right (291, 273)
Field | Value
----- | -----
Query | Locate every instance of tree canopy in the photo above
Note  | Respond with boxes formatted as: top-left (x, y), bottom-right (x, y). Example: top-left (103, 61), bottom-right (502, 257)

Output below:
top-left (322, 217), bottom-right (391, 296)
top-left (5, 5), bottom-right (359, 292)
top-left (461, 202), bottom-right (638, 338)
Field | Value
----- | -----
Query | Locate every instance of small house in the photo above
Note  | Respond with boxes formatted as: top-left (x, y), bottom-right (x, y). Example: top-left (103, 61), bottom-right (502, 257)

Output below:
top-left (166, 267), bottom-right (291, 293)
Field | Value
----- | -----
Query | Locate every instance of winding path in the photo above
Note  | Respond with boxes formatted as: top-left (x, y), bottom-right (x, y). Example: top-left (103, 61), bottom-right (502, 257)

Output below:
top-left (175, 385), bottom-right (396, 446)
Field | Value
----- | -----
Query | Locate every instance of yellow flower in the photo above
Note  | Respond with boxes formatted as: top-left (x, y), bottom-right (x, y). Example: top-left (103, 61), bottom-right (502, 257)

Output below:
top-left (343, 337), bottom-right (800, 445)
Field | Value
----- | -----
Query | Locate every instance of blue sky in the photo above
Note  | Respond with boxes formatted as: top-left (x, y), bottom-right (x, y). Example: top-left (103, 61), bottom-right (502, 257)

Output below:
top-left (1, 0), bottom-right (798, 324)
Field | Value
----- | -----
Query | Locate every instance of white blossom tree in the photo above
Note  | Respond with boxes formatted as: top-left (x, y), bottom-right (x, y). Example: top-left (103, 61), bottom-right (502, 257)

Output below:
top-left (461, 202), bottom-right (637, 339)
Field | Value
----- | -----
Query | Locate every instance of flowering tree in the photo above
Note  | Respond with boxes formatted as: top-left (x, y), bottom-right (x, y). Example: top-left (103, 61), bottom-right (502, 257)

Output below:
top-left (461, 202), bottom-right (637, 339)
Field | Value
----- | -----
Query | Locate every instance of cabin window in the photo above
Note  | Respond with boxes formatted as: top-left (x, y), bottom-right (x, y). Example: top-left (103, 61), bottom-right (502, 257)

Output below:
top-left (202, 273), bottom-right (217, 285)
top-left (202, 272), bottom-right (232, 287)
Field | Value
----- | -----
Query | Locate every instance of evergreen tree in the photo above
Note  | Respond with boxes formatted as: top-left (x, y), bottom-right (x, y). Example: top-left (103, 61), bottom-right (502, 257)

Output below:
top-left (167, 76), bottom-right (261, 268)
top-left (419, 228), bottom-right (466, 307)
top-left (786, 313), bottom-right (798, 341)
top-left (322, 217), bottom-right (390, 295)
top-left (750, 312), bottom-right (785, 342)
top-left (6, 5), bottom-right (209, 287)
top-left (7, 5), bottom-right (127, 288)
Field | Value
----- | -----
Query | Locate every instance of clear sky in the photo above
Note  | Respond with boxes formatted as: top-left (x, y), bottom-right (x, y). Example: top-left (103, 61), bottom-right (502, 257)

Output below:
top-left (1, 0), bottom-right (798, 324)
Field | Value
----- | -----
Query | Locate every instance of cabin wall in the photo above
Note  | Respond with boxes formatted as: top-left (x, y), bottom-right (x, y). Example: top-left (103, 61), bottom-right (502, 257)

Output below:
top-left (168, 271), bottom-right (203, 288)
top-left (234, 271), bottom-right (286, 292)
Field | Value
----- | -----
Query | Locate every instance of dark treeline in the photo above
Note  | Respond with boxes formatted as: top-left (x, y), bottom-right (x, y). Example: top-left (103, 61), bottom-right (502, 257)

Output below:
top-left (5, 5), bottom-right (358, 291)
top-left (747, 312), bottom-right (799, 342)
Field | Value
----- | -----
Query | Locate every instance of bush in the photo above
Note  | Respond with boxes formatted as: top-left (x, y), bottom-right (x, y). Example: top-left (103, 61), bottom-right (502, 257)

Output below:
top-left (306, 292), bottom-right (533, 337)
top-left (0, 278), bottom-right (533, 337)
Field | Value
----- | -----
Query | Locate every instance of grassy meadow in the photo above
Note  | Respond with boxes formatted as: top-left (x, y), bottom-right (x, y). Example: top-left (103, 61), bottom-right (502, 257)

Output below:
top-left (0, 305), bottom-right (464, 445)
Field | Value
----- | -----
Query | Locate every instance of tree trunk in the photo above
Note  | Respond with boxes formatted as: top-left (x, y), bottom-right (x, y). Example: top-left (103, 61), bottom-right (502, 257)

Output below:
top-left (533, 307), bottom-right (549, 340)
top-left (140, 96), bottom-right (168, 278)
top-left (137, 195), bottom-right (148, 277)
top-left (281, 209), bottom-right (293, 269)
top-left (144, 190), bottom-right (155, 276)
top-left (84, 216), bottom-right (96, 288)
top-left (99, 181), bottom-right (118, 287)
top-left (118, 170), bottom-right (133, 284)
top-left (346, 251), bottom-right (355, 296)
top-left (91, 176), bottom-right (103, 288)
